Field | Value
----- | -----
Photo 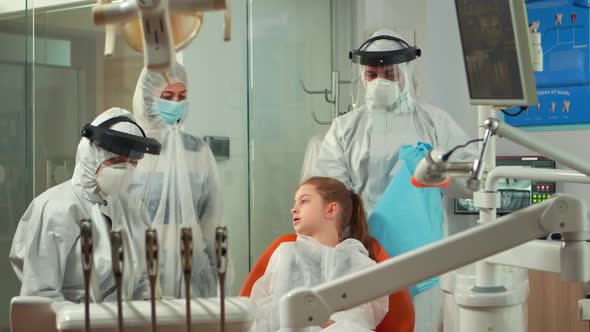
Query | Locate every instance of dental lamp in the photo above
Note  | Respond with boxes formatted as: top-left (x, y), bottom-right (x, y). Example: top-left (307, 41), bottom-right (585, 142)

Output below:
top-left (92, 0), bottom-right (231, 71)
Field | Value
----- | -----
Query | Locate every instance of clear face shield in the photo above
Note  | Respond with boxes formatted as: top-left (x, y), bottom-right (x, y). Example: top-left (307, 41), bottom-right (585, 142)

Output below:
top-left (82, 115), bottom-right (162, 201)
top-left (349, 35), bottom-right (421, 112)
top-left (81, 116), bottom-right (162, 160)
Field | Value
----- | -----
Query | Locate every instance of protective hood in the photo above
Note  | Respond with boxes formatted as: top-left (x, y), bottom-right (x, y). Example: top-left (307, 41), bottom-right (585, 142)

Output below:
top-left (71, 107), bottom-right (144, 204)
top-left (132, 63), bottom-right (189, 132)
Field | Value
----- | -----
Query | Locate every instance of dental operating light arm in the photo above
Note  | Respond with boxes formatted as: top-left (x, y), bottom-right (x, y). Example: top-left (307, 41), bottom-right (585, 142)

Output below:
top-left (411, 149), bottom-right (475, 187)
top-left (484, 119), bottom-right (590, 177)
top-left (467, 126), bottom-right (494, 191)
top-left (413, 118), bottom-right (590, 191)
top-left (93, 0), bottom-right (175, 70)
top-left (482, 167), bottom-right (590, 275)
top-left (485, 167), bottom-right (590, 192)
top-left (279, 194), bottom-right (589, 331)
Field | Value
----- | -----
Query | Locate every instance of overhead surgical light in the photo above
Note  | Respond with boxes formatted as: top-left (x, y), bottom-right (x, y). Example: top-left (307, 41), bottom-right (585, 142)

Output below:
top-left (93, 0), bottom-right (230, 72)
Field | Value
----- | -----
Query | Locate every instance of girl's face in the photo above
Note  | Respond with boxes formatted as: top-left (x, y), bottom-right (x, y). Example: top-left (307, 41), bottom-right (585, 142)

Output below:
top-left (291, 184), bottom-right (337, 236)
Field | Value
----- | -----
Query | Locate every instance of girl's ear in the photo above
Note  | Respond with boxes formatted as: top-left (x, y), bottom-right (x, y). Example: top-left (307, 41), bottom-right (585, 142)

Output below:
top-left (325, 202), bottom-right (340, 220)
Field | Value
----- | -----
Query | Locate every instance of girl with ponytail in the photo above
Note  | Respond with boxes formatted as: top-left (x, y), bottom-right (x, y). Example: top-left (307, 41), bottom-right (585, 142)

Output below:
top-left (250, 176), bottom-right (388, 331)
top-left (295, 176), bottom-right (375, 259)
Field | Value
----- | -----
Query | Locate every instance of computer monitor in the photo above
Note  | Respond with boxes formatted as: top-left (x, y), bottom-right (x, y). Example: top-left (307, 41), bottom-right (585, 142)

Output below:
top-left (455, 156), bottom-right (556, 215)
top-left (454, 0), bottom-right (538, 106)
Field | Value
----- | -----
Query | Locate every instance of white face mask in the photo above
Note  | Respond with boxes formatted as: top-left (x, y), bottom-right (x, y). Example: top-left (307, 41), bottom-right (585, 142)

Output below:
top-left (365, 78), bottom-right (401, 111)
top-left (95, 162), bottom-right (135, 196)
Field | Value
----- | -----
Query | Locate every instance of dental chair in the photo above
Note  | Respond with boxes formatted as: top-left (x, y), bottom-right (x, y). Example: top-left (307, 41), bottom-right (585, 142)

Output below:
top-left (239, 234), bottom-right (415, 332)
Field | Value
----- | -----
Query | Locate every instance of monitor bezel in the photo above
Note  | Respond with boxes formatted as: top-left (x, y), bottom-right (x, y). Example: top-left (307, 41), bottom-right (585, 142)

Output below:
top-left (454, 0), bottom-right (538, 107)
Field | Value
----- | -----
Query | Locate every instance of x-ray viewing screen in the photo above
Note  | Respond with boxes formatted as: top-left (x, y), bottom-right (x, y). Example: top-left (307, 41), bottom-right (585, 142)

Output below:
top-left (455, 0), bottom-right (524, 100)
top-left (456, 181), bottom-right (531, 215)
top-left (455, 156), bottom-right (556, 215)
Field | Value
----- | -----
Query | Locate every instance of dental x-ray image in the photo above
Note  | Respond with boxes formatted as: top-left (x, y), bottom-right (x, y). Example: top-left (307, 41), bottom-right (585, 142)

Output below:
top-left (455, 156), bottom-right (556, 215)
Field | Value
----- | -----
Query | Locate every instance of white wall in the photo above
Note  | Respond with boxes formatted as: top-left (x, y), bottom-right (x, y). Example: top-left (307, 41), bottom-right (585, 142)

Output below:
top-left (359, 0), bottom-right (427, 97)
top-left (181, 0), bottom-right (249, 295)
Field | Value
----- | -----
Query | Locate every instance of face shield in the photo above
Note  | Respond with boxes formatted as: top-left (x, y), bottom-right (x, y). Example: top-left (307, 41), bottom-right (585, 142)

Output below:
top-left (349, 35), bottom-right (421, 112)
top-left (81, 116), bottom-right (162, 160)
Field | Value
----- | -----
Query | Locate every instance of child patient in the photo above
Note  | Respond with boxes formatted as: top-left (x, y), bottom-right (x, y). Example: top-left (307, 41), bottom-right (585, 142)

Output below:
top-left (250, 176), bottom-right (389, 331)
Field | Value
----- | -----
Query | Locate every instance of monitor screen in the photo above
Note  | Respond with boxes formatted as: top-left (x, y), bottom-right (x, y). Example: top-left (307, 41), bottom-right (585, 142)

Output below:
top-left (455, 156), bottom-right (556, 215)
top-left (455, 0), bottom-right (529, 102)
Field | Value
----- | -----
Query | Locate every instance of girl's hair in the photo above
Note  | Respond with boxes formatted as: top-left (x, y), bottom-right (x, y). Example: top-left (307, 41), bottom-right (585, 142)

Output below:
top-left (300, 176), bottom-right (375, 260)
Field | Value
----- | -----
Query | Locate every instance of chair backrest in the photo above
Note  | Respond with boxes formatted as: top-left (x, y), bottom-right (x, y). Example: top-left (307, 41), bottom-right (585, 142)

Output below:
top-left (239, 234), bottom-right (415, 332)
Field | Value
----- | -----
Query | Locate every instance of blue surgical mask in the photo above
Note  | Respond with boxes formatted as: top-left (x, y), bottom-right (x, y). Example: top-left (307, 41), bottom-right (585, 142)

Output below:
top-left (153, 99), bottom-right (187, 125)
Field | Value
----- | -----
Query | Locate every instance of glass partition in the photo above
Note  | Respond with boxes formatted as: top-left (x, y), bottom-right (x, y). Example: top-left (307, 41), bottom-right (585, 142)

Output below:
top-left (0, 8), bottom-right (29, 329)
top-left (1, 0), bottom-right (358, 320)
top-left (30, 5), bottom-right (143, 197)
top-left (247, 0), bottom-right (357, 265)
